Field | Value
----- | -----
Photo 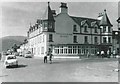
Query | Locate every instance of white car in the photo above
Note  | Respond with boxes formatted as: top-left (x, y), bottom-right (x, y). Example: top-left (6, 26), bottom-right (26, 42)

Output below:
top-left (116, 55), bottom-right (120, 58)
top-left (4, 55), bottom-right (18, 68)
top-left (24, 51), bottom-right (33, 58)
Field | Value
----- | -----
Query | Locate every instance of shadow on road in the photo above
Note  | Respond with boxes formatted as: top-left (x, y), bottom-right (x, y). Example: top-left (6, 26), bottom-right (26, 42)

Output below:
top-left (17, 64), bottom-right (28, 68)
top-left (6, 64), bottom-right (27, 69)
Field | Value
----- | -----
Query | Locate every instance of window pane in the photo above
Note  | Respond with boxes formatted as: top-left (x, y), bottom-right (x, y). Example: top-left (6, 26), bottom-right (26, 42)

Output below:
top-left (84, 26), bottom-right (87, 32)
top-left (73, 36), bottom-right (77, 43)
top-left (84, 36), bottom-right (88, 43)
top-left (108, 37), bottom-right (111, 43)
top-left (73, 25), bottom-right (77, 32)
top-left (49, 34), bottom-right (53, 42)
top-left (94, 27), bottom-right (97, 33)
top-left (103, 37), bottom-right (106, 43)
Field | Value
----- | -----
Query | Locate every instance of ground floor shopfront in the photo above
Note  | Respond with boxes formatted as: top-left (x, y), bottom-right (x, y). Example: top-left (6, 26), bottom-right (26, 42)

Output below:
top-left (51, 44), bottom-right (112, 56)
top-left (29, 43), bottom-right (112, 57)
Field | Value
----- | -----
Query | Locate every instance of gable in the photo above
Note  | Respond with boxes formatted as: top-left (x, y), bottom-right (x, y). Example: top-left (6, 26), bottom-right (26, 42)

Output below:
top-left (54, 13), bottom-right (80, 34)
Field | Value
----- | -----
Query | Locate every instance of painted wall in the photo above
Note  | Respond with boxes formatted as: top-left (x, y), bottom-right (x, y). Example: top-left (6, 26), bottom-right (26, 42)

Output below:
top-left (29, 33), bottom-right (47, 57)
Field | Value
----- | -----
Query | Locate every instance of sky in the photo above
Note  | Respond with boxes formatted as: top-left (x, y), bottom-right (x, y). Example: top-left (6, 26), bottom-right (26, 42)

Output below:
top-left (1, 1), bottom-right (119, 38)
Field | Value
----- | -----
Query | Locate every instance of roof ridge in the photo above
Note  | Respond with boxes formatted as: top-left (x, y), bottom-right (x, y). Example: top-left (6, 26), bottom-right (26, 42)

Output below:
top-left (70, 15), bottom-right (99, 21)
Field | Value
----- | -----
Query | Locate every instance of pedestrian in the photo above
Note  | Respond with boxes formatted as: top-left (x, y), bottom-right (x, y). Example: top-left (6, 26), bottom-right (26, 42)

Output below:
top-left (49, 53), bottom-right (53, 64)
top-left (97, 51), bottom-right (99, 58)
top-left (101, 51), bottom-right (104, 58)
top-left (87, 52), bottom-right (90, 58)
top-left (44, 53), bottom-right (48, 63)
top-left (107, 50), bottom-right (110, 58)
top-left (113, 50), bottom-right (116, 58)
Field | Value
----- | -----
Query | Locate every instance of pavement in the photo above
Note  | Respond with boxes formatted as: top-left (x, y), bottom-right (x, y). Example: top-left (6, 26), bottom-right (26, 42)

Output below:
top-left (0, 56), bottom-right (119, 82)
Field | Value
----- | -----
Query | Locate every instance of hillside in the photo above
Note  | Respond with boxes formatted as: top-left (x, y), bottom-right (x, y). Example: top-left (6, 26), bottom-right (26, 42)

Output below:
top-left (0, 36), bottom-right (27, 52)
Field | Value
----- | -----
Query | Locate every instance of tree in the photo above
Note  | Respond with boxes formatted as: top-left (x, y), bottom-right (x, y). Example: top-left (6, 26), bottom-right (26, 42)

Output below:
top-left (12, 43), bottom-right (18, 52)
top-left (23, 39), bottom-right (28, 44)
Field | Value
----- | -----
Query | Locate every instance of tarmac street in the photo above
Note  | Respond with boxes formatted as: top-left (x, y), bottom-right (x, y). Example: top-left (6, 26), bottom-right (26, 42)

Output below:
top-left (0, 56), bottom-right (119, 82)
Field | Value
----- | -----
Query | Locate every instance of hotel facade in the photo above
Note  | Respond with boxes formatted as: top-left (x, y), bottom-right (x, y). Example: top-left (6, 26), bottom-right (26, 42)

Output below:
top-left (27, 2), bottom-right (113, 57)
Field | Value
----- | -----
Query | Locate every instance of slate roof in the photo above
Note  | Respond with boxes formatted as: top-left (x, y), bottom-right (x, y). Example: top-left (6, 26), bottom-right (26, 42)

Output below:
top-left (99, 10), bottom-right (113, 26)
top-left (70, 10), bottom-right (112, 27)
top-left (42, 2), bottom-right (55, 21)
top-left (70, 16), bottom-right (100, 27)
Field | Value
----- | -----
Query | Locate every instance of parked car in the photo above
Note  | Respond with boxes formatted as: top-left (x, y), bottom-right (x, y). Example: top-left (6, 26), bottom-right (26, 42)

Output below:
top-left (116, 55), bottom-right (120, 58)
top-left (14, 52), bottom-right (19, 56)
top-left (24, 51), bottom-right (33, 58)
top-left (4, 55), bottom-right (18, 68)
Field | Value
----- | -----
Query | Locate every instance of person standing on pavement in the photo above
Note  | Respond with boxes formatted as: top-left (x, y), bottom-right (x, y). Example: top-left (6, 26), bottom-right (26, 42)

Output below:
top-left (44, 52), bottom-right (48, 63)
top-left (49, 53), bottom-right (53, 64)
top-left (101, 51), bottom-right (104, 58)
top-left (97, 51), bottom-right (99, 58)
top-left (113, 50), bottom-right (116, 58)
top-left (87, 51), bottom-right (90, 58)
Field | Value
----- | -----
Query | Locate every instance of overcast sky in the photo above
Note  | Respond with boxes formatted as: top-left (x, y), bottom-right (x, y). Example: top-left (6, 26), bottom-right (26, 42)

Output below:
top-left (1, 2), bottom-right (118, 38)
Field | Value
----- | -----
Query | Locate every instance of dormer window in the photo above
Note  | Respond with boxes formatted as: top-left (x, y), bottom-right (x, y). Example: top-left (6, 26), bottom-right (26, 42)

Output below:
top-left (73, 25), bottom-right (77, 32)
top-left (81, 20), bottom-right (86, 25)
top-left (84, 25), bottom-right (88, 32)
top-left (94, 26), bottom-right (98, 33)
top-left (48, 22), bottom-right (53, 28)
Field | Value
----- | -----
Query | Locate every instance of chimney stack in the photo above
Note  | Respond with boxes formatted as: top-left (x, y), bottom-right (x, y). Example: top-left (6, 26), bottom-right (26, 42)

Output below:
top-left (60, 2), bottom-right (68, 14)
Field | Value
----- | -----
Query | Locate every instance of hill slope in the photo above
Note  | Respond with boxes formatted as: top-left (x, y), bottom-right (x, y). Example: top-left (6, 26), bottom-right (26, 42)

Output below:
top-left (0, 36), bottom-right (27, 52)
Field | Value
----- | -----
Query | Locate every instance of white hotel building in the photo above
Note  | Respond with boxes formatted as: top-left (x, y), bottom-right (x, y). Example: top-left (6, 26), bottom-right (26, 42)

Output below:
top-left (27, 2), bottom-right (113, 57)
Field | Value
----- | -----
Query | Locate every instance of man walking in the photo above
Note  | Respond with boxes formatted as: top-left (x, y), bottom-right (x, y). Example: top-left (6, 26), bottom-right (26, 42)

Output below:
top-left (44, 53), bottom-right (48, 63)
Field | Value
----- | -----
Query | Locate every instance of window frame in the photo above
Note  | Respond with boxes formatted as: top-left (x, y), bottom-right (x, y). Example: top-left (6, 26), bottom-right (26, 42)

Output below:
top-left (84, 36), bottom-right (88, 43)
top-left (84, 25), bottom-right (88, 32)
top-left (103, 37), bottom-right (107, 43)
top-left (49, 34), bottom-right (53, 42)
top-left (108, 37), bottom-right (111, 43)
top-left (73, 35), bottom-right (77, 43)
top-left (94, 37), bottom-right (98, 44)
top-left (73, 25), bottom-right (77, 32)
top-left (103, 26), bottom-right (106, 33)
top-left (94, 26), bottom-right (98, 33)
